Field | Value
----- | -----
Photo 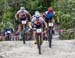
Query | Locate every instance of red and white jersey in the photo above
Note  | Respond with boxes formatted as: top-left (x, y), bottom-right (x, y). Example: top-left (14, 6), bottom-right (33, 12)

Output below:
top-left (17, 9), bottom-right (29, 18)
top-left (31, 16), bottom-right (44, 24)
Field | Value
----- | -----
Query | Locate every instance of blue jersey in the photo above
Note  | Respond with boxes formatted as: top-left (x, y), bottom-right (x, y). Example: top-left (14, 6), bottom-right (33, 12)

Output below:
top-left (45, 11), bottom-right (55, 19)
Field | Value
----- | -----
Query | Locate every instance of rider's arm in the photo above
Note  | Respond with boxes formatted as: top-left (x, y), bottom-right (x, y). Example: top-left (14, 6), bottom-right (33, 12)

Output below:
top-left (42, 11), bottom-right (47, 18)
top-left (29, 16), bottom-right (34, 29)
top-left (55, 13), bottom-right (60, 23)
top-left (27, 13), bottom-right (32, 22)
top-left (43, 20), bottom-right (47, 28)
top-left (56, 15), bottom-right (60, 23)
top-left (40, 17), bottom-right (47, 28)
top-left (27, 13), bottom-right (32, 28)
top-left (42, 13), bottom-right (45, 18)
top-left (25, 10), bottom-right (32, 21)
top-left (15, 12), bottom-right (19, 20)
top-left (28, 22), bottom-right (32, 28)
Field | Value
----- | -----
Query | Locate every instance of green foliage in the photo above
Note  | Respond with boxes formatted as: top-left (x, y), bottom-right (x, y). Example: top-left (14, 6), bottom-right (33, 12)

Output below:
top-left (52, 0), bottom-right (75, 29)
top-left (52, 0), bottom-right (75, 39)
top-left (59, 30), bottom-right (75, 40)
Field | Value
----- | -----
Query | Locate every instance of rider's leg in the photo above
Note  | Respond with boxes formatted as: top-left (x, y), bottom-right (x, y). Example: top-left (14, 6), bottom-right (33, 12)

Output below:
top-left (18, 24), bottom-right (22, 33)
top-left (41, 30), bottom-right (46, 43)
top-left (43, 30), bottom-right (47, 40)
top-left (41, 32), bottom-right (44, 44)
top-left (17, 24), bottom-right (22, 39)
top-left (33, 31), bottom-right (37, 44)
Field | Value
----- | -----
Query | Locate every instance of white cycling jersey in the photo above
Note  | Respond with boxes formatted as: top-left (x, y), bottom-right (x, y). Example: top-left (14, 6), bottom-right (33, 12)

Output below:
top-left (32, 11), bottom-right (44, 23)
top-left (17, 9), bottom-right (29, 18)
top-left (31, 16), bottom-right (44, 24)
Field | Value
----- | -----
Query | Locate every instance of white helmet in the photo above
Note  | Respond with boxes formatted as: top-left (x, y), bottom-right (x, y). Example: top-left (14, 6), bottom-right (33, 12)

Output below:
top-left (34, 11), bottom-right (41, 17)
top-left (20, 7), bottom-right (25, 10)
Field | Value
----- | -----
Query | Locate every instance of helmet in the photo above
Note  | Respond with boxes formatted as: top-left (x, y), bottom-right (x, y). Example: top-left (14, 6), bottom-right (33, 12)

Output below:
top-left (20, 7), bottom-right (25, 10)
top-left (34, 11), bottom-right (41, 17)
top-left (48, 7), bottom-right (53, 12)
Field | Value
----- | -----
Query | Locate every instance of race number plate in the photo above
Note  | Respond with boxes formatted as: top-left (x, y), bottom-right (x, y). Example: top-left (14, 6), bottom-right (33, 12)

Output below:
top-left (48, 23), bottom-right (53, 26)
top-left (36, 29), bottom-right (42, 33)
top-left (22, 20), bottom-right (27, 24)
top-left (7, 31), bottom-right (11, 33)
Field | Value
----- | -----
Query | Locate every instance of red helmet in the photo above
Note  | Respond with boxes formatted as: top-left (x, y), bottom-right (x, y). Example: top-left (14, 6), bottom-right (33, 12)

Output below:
top-left (48, 7), bottom-right (53, 12)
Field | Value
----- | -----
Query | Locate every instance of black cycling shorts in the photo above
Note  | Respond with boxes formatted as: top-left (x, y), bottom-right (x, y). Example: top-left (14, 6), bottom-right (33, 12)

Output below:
top-left (45, 17), bottom-right (52, 23)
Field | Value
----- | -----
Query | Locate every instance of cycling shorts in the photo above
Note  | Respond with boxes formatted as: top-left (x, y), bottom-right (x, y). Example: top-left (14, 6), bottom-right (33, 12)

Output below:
top-left (45, 17), bottom-right (52, 23)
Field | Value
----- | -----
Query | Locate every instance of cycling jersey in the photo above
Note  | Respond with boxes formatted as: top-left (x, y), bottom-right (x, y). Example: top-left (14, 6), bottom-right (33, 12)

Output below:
top-left (17, 9), bottom-right (29, 19)
top-left (45, 11), bottom-right (55, 18)
top-left (32, 16), bottom-right (44, 24)
top-left (31, 16), bottom-right (44, 30)
top-left (45, 11), bottom-right (55, 23)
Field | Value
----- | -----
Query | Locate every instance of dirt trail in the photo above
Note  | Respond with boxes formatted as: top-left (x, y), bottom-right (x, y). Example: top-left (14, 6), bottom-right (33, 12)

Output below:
top-left (0, 39), bottom-right (75, 58)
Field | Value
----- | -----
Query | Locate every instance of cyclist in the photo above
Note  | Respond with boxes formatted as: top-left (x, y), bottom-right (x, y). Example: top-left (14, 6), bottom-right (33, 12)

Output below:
top-left (31, 11), bottom-right (47, 44)
top-left (43, 7), bottom-right (59, 34)
top-left (15, 6), bottom-right (32, 33)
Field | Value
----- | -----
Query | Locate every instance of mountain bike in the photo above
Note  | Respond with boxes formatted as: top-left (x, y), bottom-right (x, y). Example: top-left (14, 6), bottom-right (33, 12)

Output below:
top-left (21, 20), bottom-right (28, 44)
top-left (47, 20), bottom-right (53, 48)
top-left (36, 28), bottom-right (42, 54)
top-left (34, 21), bottom-right (43, 54)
